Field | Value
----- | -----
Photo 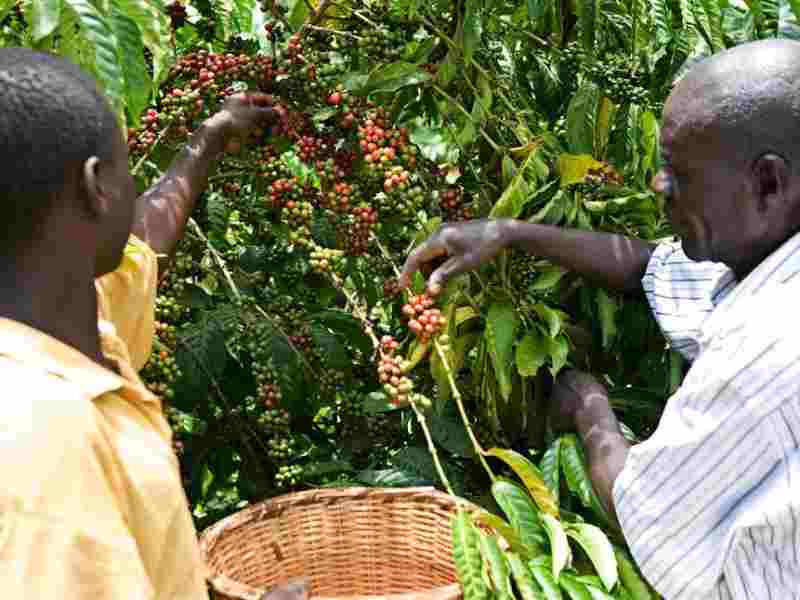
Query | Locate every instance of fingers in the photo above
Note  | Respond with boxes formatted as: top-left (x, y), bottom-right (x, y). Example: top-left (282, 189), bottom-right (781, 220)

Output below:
top-left (399, 237), bottom-right (448, 289)
top-left (427, 255), bottom-right (463, 296)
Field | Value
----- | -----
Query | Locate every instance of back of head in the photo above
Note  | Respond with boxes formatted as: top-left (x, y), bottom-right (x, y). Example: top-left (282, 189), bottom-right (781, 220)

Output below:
top-left (670, 39), bottom-right (800, 172)
top-left (0, 48), bottom-right (119, 249)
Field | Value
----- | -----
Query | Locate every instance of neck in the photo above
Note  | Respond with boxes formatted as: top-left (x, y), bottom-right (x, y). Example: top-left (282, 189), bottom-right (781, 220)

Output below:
top-left (0, 249), bottom-right (105, 366)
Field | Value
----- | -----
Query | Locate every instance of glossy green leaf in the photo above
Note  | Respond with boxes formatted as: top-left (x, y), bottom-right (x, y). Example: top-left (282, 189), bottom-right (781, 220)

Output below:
top-left (531, 267), bottom-right (567, 291)
top-left (614, 547), bottom-right (655, 600)
top-left (557, 154), bottom-right (605, 188)
top-left (534, 303), bottom-right (564, 338)
top-left (694, 0), bottom-right (724, 52)
top-left (363, 62), bottom-right (432, 94)
top-left (462, 0), bottom-right (483, 65)
top-left (110, 7), bottom-right (151, 124)
top-left (559, 574), bottom-right (593, 600)
top-left (492, 479), bottom-right (547, 555)
top-left (540, 437), bottom-right (561, 505)
top-left (64, 0), bottom-right (125, 121)
top-left (541, 513), bottom-right (571, 579)
top-left (113, 0), bottom-right (171, 89)
top-left (490, 148), bottom-right (542, 219)
top-left (565, 523), bottom-right (618, 591)
top-left (516, 329), bottom-right (549, 377)
top-left (546, 334), bottom-right (569, 377)
top-left (474, 510), bottom-right (529, 557)
top-left (560, 434), bottom-right (611, 525)
top-left (594, 97), bottom-right (616, 161)
top-left (508, 553), bottom-right (543, 600)
top-left (29, 0), bottom-right (62, 41)
top-left (479, 534), bottom-right (513, 600)
top-left (566, 83), bottom-right (599, 156)
top-left (287, 0), bottom-right (310, 29)
top-left (487, 448), bottom-right (559, 517)
top-left (579, 0), bottom-right (600, 57)
top-left (596, 289), bottom-right (618, 350)
top-left (530, 558), bottom-right (563, 600)
top-left (452, 512), bottom-right (490, 600)
top-left (485, 302), bottom-right (519, 400)
top-left (429, 413), bottom-right (474, 457)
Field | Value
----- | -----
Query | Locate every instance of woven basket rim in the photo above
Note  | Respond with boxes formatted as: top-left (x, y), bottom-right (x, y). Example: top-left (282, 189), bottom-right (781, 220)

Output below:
top-left (199, 486), bottom-right (476, 600)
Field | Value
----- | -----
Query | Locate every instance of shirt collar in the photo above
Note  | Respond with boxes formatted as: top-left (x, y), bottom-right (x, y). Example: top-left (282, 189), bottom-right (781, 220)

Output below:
top-left (701, 230), bottom-right (800, 340)
top-left (0, 317), bottom-right (128, 398)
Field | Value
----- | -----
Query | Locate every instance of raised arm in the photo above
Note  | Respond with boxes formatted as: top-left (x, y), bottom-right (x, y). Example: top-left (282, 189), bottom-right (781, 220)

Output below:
top-left (131, 93), bottom-right (275, 274)
top-left (400, 219), bottom-right (655, 296)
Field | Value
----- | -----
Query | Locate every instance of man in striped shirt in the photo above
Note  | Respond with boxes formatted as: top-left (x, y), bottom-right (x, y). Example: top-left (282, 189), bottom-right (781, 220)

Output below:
top-left (401, 39), bottom-right (800, 598)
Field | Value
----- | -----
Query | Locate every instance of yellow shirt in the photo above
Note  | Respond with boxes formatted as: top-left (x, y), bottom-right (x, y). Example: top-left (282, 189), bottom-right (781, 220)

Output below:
top-left (0, 235), bottom-right (209, 599)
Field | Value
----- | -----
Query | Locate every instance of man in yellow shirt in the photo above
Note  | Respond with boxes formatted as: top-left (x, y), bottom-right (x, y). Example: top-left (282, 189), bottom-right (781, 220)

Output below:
top-left (0, 48), bottom-right (279, 598)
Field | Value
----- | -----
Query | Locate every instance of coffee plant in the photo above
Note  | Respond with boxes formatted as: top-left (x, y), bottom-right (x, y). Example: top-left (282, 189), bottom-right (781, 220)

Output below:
top-left (6, 0), bottom-right (800, 596)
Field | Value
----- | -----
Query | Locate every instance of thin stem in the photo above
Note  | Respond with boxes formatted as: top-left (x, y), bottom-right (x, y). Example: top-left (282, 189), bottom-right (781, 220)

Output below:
top-left (410, 400), bottom-right (456, 496)
top-left (433, 85), bottom-right (501, 153)
top-left (433, 338), bottom-right (495, 482)
top-left (353, 9), bottom-right (381, 29)
top-left (303, 24), bottom-right (363, 40)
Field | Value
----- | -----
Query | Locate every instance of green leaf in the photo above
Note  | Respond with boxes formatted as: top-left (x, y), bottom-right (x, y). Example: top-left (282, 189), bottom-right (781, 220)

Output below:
top-left (490, 147), bottom-right (542, 218)
top-left (363, 62), bottom-right (432, 94)
top-left (486, 448), bottom-right (559, 517)
top-left (614, 547), bottom-right (655, 600)
top-left (356, 468), bottom-right (428, 487)
top-left (310, 322), bottom-right (349, 370)
top-left (560, 434), bottom-right (611, 525)
top-left (485, 302), bottom-right (519, 400)
top-left (113, 0), bottom-right (171, 89)
top-left (541, 513), bottom-right (571, 579)
top-left (309, 310), bottom-right (372, 356)
top-left (546, 334), bottom-right (569, 377)
top-left (474, 510), bottom-right (529, 558)
top-left (452, 512), bottom-right (490, 600)
top-left (539, 437), bottom-right (561, 505)
top-left (516, 329), bottom-right (549, 377)
top-left (29, 0), bottom-right (62, 41)
top-left (559, 574), bottom-right (593, 600)
top-left (578, 0), bottom-right (600, 57)
top-left (429, 413), bottom-right (474, 457)
top-left (531, 267), bottom-right (567, 291)
top-left (491, 479), bottom-right (547, 555)
top-left (534, 303), bottom-right (564, 338)
top-left (595, 289), bottom-right (618, 350)
top-left (408, 117), bottom-right (459, 164)
top-left (462, 0), bottom-right (483, 65)
top-left (287, 0), bottom-right (310, 29)
top-left (530, 558), bottom-right (563, 600)
top-left (565, 524), bottom-right (618, 591)
top-left (694, 0), bottom-right (724, 52)
top-left (363, 391), bottom-right (404, 414)
top-left (566, 83), bottom-right (599, 156)
top-left (110, 7), bottom-right (151, 124)
top-left (64, 0), bottom-right (125, 121)
top-left (508, 553), bottom-right (543, 600)
top-left (479, 534), bottom-right (513, 600)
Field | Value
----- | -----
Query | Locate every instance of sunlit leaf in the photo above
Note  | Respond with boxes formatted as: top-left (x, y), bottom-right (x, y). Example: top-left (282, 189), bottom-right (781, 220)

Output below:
top-left (452, 512), bottom-right (491, 600)
top-left (487, 448), bottom-right (559, 517)
top-left (492, 479), bottom-right (547, 555)
top-left (485, 302), bottom-right (519, 400)
top-left (541, 513), bottom-right (571, 579)
top-left (565, 523), bottom-right (618, 591)
top-left (479, 533), bottom-right (513, 600)
top-left (516, 329), bottom-right (549, 377)
top-left (508, 553), bottom-right (543, 600)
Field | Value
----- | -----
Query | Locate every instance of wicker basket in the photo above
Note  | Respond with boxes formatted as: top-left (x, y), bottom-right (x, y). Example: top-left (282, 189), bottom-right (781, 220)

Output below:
top-left (199, 487), bottom-right (475, 600)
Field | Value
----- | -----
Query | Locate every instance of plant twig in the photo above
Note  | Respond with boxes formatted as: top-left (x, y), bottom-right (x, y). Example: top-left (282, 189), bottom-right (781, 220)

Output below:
top-left (410, 400), bottom-right (456, 496)
top-left (303, 24), bottom-right (362, 40)
top-left (433, 84), bottom-right (501, 153)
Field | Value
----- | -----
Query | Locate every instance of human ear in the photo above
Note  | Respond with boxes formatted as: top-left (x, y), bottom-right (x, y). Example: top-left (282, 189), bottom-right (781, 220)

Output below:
top-left (82, 156), bottom-right (112, 220)
top-left (751, 153), bottom-right (789, 214)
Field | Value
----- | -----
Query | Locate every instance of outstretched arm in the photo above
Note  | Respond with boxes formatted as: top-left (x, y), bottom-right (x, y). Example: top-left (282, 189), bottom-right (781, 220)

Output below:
top-left (131, 93), bottom-right (275, 275)
top-left (400, 219), bottom-right (655, 296)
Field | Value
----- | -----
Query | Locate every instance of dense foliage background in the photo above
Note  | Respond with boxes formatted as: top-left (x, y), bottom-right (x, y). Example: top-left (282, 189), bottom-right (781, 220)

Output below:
top-left (4, 0), bottom-right (800, 597)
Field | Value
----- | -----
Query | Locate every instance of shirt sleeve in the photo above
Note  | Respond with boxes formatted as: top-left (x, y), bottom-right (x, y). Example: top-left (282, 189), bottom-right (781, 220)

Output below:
top-left (611, 327), bottom-right (793, 599)
top-left (95, 235), bottom-right (159, 372)
top-left (641, 241), bottom-right (736, 361)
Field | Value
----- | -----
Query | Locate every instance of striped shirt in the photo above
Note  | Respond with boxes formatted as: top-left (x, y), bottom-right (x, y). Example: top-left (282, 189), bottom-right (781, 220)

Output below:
top-left (613, 235), bottom-right (800, 599)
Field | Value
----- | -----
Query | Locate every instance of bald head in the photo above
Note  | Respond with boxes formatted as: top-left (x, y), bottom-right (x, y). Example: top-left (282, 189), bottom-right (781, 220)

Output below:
top-left (656, 39), bottom-right (800, 276)
top-left (666, 39), bottom-right (800, 171)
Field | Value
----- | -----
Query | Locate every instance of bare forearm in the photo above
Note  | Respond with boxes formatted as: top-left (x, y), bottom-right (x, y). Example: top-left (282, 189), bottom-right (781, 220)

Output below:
top-left (503, 220), bottom-right (655, 294)
top-left (131, 116), bottom-right (227, 272)
top-left (574, 392), bottom-right (630, 528)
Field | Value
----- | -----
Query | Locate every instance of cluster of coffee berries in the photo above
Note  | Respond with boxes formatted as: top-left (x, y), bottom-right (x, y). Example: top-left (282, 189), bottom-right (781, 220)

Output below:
top-left (258, 407), bottom-right (290, 434)
top-left (297, 135), bottom-right (324, 162)
top-left (155, 321), bottom-right (179, 348)
top-left (283, 199), bottom-right (314, 246)
top-left (377, 336), bottom-right (414, 406)
top-left (275, 464), bottom-right (304, 488)
top-left (383, 277), bottom-right (400, 298)
top-left (223, 181), bottom-right (242, 196)
top-left (358, 108), bottom-right (415, 169)
top-left (402, 294), bottom-right (447, 341)
top-left (437, 186), bottom-right (474, 222)
top-left (310, 246), bottom-right (344, 274)
top-left (321, 181), bottom-right (355, 213)
top-left (156, 295), bottom-right (191, 324)
top-left (141, 349), bottom-right (182, 399)
top-left (260, 382), bottom-right (282, 409)
top-left (268, 177), bottom-right (302, 210)
top-left (337, 205), bottom-right (377, 256)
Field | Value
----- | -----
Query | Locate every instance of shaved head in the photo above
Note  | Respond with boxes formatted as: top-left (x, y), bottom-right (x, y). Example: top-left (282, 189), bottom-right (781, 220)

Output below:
top-left (655, 39), bottom-right (800, 276)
